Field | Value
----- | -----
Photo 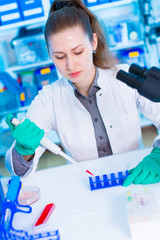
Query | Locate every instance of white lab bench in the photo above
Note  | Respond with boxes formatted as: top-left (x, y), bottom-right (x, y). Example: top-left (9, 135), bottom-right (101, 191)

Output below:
top-left (12, 147), bottom-right (160, 240)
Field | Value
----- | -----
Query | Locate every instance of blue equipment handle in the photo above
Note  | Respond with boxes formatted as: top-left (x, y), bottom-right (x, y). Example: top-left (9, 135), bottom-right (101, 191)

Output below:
top-left (7, 175), bottom-right (32, 212)
top-left (6, 176), bottom-right (21, 202)
top-left (1, 176), bottom-right (32, 231)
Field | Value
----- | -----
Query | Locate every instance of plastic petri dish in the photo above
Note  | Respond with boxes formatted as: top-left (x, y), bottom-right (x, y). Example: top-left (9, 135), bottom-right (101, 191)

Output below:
top-left (18, 186), bottom-right (41, 205)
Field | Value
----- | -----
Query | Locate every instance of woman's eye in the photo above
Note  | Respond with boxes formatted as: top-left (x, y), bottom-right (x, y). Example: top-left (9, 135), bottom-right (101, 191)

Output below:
top-left (55, 56), bottom-right (64, 60)
top-left (75, 51), bottom-right (83, 55)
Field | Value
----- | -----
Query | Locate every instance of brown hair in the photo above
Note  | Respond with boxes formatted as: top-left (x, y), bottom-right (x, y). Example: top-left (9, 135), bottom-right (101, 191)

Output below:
top-left (44, 0), bottom-right (116, 69)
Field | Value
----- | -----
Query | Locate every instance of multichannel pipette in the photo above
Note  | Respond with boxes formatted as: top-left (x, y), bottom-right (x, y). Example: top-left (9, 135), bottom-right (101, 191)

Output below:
top-left (9, 116), bottom-right (94, 176)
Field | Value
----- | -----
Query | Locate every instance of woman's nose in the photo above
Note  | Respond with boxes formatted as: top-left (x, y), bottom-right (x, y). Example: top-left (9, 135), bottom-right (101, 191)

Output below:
top-left (66, 56), bottom-right (74, 71)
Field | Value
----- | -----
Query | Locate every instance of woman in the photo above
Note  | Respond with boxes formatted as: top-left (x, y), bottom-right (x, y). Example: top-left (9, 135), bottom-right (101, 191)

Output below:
top-left (5, 0), bottom-right (160, 186)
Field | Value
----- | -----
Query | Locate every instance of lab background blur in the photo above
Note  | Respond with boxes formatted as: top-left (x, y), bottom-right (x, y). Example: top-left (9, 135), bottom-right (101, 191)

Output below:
top-left (0, 0), bottom-right (159, 176)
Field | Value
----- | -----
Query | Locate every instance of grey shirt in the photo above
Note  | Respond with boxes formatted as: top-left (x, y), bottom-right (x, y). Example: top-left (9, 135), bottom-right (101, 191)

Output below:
top-left (69, 68), bottom-right (112, 157)
top-left (12, 69), bottom-right (112, 176)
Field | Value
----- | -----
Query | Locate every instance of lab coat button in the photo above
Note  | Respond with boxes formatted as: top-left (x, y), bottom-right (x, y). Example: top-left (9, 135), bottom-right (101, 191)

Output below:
top-left (110, 125), bottom-right (112, 128)
top-left (99, 93), bottom-right (102, 96)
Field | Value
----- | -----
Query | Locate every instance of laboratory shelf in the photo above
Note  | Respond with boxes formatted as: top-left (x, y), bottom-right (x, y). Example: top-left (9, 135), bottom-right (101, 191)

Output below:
top-left (6, 59), bottom-right (53, 73)
top-left (0, 0), bottom-right (138, 34)
top-left (0, 17), bottom-right (47, 33)
top-left (89, 0), bottom-right (137, 12)
top-left (110, 40), bottom-right (145, 52)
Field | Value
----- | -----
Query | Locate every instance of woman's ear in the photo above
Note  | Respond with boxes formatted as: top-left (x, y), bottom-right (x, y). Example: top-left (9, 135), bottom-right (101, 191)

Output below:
top-left (92, 33), bottom-right (98, 52)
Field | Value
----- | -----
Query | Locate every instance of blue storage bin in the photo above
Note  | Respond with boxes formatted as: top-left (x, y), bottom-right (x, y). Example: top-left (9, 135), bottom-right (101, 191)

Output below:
top-left (12, 31), bottom-right (50, 66)
top-left (35, 65), bottom-right (58, 90)
top-left (18, 0), bottom-right (44, 21)
top-left (85, 0), bottom-right (98, 7)
top-left (0, 0), bottom-right (22, 25)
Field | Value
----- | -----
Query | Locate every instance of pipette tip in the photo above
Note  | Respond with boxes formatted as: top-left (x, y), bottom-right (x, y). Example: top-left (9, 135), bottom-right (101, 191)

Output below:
top-left (86, 170), bottom-right (94, 176)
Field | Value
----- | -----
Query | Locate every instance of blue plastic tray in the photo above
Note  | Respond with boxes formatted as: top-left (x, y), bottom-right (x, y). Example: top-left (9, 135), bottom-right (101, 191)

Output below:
top-left (89, 170), bottom-right (129, 191)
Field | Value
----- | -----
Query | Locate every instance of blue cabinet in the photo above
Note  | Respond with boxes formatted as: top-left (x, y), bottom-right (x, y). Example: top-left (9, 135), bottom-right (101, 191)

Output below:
top-left (18, 0), bottom-right (44, 21)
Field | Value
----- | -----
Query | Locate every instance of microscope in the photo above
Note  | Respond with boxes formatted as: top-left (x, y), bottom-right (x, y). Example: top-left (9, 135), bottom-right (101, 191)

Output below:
top-left (116, 64), bottom-right (160, 102)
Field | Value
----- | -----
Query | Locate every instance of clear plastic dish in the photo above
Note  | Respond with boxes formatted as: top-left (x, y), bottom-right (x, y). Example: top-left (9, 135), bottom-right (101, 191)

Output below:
top-left (18, 186), bottom-right (41, 205)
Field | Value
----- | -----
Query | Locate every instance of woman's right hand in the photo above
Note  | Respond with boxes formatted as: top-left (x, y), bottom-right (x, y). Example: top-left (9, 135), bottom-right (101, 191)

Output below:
top-left (6, 114), bottom-right (45, 157)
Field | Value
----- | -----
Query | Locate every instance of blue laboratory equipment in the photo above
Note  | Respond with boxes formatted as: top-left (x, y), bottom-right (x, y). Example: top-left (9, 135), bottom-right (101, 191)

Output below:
top-left (89, 170), bottom-right (129, 191)
top-left (35, 65), bottom-right (58, 90)
top-left (0, 176), bottom-right (32, 232)
top-left (0, 176), bottom-right (60, 240)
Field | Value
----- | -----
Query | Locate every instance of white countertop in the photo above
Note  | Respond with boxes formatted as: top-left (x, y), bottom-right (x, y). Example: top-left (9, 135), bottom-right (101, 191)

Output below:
top-left (12, 147), bottom-right (160, 240)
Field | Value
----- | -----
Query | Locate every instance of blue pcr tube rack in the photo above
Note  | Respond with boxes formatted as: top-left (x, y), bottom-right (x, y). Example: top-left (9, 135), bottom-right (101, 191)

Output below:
top-left (89, 170), bottom-right (129, 191)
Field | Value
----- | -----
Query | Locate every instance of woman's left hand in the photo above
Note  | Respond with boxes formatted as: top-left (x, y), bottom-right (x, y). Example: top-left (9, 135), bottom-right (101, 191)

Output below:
top-left (123, 147), bottom-right (160, 186)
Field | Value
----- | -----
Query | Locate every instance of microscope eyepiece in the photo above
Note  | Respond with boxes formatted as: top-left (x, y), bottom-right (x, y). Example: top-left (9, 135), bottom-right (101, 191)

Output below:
top-left (148, 66), bottom-right (160, 80)
top-left (116, 70), bottom-right (142, 89)
top-left (116, 63), bottom-right (160, 102)
top-left (129, 64), bottom-right (148, 78)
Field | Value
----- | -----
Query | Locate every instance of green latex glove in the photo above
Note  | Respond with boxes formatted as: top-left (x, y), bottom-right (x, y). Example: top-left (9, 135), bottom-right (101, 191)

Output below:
top-left (123, 147), bottom-right (160, 187)
top-left (6, 114), bottom-right (44, 155)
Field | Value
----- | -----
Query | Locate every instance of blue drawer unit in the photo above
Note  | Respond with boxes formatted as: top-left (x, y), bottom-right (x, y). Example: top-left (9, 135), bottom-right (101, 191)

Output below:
top-left (18, 0), bottom-right (44, 21)
top-left (0, 0), bottom-right (22, 25)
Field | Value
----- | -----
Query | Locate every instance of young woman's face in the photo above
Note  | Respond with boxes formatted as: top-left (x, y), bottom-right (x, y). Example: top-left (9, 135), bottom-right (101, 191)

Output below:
top-left (48, 25), bottom-right (97, 86)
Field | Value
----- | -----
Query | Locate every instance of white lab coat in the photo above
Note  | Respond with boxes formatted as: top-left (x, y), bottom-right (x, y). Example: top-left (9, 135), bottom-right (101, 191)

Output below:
top-left (5, 64), bottom-right (160, 177)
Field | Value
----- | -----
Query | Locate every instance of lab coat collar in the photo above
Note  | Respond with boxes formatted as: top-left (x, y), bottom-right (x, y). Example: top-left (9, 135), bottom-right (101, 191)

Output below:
top-left (97, 67), bottom-right (117, 92)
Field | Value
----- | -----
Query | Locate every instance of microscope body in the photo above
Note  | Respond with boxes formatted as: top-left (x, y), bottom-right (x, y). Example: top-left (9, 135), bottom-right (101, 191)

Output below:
top-left (116, 64), bottom-right (160, 102)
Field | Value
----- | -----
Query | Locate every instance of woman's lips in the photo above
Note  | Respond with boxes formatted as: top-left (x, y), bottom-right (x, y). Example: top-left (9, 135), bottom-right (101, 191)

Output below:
top-left (69, 71), bottom-right (81, 78)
